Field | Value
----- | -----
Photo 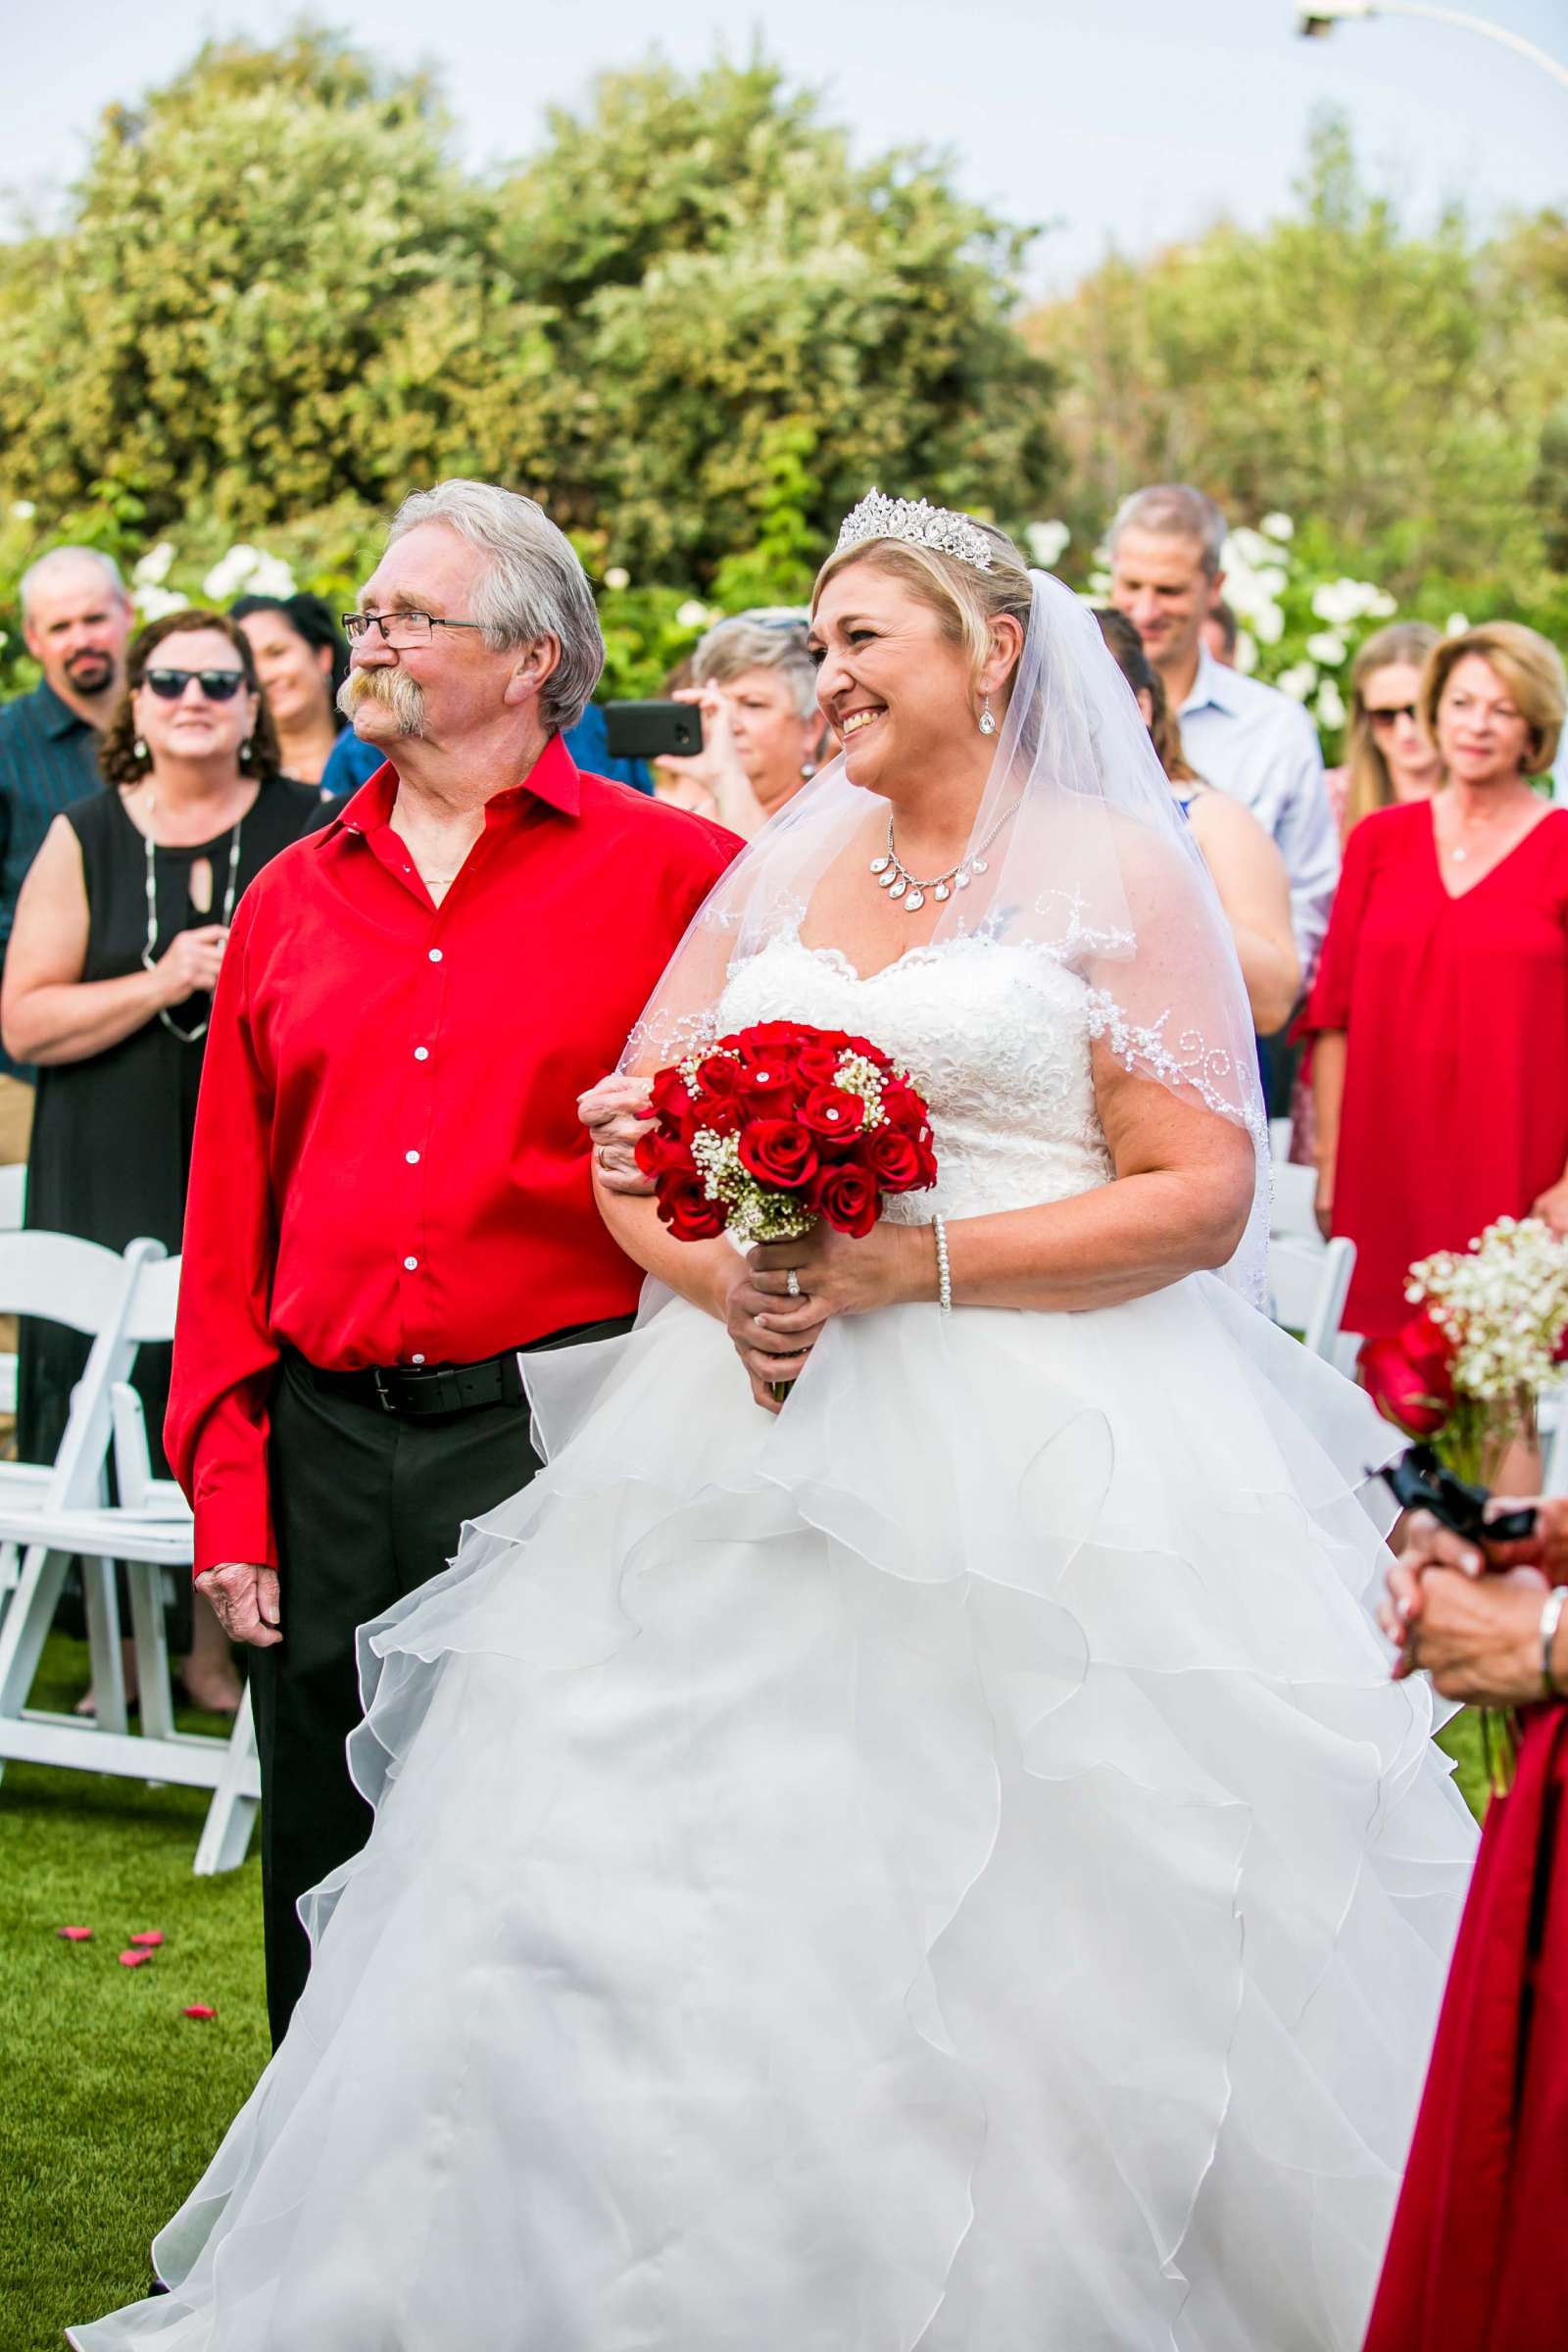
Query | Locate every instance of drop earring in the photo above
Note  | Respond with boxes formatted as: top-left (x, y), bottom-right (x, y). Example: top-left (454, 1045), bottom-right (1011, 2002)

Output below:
top-left (134, 737), bottom-right (148, 764)
top-left (977, 696), bottom-right (997, 738)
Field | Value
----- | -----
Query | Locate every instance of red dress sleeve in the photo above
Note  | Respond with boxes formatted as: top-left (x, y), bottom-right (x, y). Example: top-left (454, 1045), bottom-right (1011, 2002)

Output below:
top-left (1298, 810), bottom-right (1377, 1036)
top-left (165, 891), bottom-right (282, 1577)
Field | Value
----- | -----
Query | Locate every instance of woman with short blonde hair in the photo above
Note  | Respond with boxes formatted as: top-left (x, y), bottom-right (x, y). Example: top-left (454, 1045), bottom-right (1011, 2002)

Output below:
top-left (1420, 619), bottom-right (1566, 775)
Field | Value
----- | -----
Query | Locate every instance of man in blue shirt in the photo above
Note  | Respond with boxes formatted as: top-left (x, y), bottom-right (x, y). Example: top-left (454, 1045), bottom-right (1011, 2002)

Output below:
top-left (0, 548), bottom-right (134, 1160)
top-left (1108, 485), bottom-right (1339, 976)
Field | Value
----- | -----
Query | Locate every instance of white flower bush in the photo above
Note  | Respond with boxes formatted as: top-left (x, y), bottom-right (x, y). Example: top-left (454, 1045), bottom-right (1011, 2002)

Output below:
top-left (1314, 679), bottom-right (1348, 731)
top-left (1026, 518), bottom-right (1071, 568)
top-left (202, 543), bottom-right (296, 602)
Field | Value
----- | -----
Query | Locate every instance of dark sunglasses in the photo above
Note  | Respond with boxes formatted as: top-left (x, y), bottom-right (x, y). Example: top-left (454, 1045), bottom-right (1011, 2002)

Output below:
top-left (1366, 703), bottom-right (1418, 728)
top-left (142, 667), bottom-right (248, 702)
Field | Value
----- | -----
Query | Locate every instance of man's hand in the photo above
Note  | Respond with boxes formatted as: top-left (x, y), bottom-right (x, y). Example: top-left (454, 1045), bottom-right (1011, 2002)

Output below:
top-left (196, 1562), bottom-right (281, 1647)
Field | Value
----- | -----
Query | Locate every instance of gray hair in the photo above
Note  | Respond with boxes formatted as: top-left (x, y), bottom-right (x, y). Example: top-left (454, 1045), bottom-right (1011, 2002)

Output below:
top-left (1107, 485), bottom-right (1228, 577)
top-left (20, 546), bottom-right (127, 621)
top-left (384, 479), bottom-right (604, 733)
top-left (692, 610), bottom-right (817, 720)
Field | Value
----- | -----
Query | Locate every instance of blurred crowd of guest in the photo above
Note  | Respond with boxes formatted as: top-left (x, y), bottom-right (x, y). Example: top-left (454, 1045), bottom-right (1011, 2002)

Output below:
top-left (0, 486), bottom-right (1565, 1631)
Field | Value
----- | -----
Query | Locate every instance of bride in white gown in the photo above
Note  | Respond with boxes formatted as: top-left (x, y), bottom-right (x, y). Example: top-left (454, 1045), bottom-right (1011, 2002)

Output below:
top-left (74, 497), bottom-right (1475, 2352)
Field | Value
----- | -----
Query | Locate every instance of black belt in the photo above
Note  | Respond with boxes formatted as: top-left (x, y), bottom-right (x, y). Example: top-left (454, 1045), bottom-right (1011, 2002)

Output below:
top-left (298, 1315), bottom-right (636, 1420)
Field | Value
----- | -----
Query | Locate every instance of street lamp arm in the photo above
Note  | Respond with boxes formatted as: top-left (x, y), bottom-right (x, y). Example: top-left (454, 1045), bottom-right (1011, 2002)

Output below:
top-left (1301, 1), bottom-right (1568, 94)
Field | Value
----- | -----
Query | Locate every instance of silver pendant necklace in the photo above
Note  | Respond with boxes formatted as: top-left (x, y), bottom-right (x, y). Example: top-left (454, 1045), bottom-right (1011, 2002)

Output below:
top-left (138, 791), bottom-right (245, 1044)
top-left (868, 799), bottom-right (1022, 912)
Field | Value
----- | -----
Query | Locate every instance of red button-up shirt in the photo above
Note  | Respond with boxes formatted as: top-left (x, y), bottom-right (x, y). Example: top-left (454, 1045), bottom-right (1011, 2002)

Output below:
top-left (168, 740), bottom-right (738, 1574)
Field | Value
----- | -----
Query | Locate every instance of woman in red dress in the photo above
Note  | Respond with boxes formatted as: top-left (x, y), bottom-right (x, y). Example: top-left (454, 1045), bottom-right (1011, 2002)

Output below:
top-left (1304, 622), bottom-right (1568, 1341)
top-left (1367, 1498), bottom-right (1568, 2350)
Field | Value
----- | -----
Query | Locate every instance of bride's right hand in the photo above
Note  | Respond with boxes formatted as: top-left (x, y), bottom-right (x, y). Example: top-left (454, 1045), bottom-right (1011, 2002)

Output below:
top-left (718, 1256), bottom-right (826, 1413)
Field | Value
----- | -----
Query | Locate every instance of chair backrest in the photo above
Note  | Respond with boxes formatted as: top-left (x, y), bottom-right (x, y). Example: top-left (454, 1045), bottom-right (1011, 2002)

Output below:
top-left (123, 1251), bottom-right (181, 1345)
top-left (1268, 1233), bottom-right (1356, 1361)
top-left (1542, 1391), bottom-right (1568, 1498)
top-left (0, 1229), bottom-right (147, 1335)
top-left (1269, 1160), bottom-right (1320, 1243)
top-left (0, 1164), bottom-right (25, 1234)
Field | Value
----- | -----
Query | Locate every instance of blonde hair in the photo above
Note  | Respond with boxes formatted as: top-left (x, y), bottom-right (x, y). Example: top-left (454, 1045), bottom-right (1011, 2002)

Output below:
top-left (811, 522), bottom-right (1034, 705)
top-left (1422, 621), bottom-right (1567, 779)
top-left (1341, 620), bottom-right (1441, 835)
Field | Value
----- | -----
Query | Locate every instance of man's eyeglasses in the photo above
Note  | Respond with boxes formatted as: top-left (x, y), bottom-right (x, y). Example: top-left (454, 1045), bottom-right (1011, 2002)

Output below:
top-left (342, 611), bottom-right (487, 649)
top-left (1366, 703), bottom-right (1419, 729)
top-left (143, 667), bottom-right (248, 702)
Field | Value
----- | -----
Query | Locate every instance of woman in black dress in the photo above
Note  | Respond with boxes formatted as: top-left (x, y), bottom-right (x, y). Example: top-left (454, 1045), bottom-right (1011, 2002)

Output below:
top-left (1, 608), bottom-right (319, 1710)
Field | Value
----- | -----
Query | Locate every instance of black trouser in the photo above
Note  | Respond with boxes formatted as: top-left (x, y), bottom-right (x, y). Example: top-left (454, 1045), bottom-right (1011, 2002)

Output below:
top-left (253, 1333), bottom-right (618, 2047)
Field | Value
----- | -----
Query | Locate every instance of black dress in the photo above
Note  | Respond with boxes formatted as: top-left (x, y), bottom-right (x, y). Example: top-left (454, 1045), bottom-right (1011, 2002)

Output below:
top-left (18, 777), bottom-right (320, 1539)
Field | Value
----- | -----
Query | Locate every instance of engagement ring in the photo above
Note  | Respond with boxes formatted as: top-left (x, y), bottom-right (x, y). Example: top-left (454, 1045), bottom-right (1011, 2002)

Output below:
top-left (786, 1270), bottom-right (802, 1298)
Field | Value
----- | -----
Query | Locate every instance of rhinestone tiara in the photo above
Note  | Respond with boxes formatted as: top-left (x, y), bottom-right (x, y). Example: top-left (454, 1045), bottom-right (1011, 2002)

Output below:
top-left (834, 488), bottom-right (996, 573)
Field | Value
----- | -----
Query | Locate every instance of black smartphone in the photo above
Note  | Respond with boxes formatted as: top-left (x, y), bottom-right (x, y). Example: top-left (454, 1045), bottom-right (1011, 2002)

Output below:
top-left (603, 701), bottom-right (705, 761)
top-left (1374, 1445), bottom-right (1539, 1545)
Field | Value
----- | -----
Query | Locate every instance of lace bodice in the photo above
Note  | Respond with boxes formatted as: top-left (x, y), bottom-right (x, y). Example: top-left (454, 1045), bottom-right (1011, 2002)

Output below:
top-left (716, 934), bottom-right (1114, 1222)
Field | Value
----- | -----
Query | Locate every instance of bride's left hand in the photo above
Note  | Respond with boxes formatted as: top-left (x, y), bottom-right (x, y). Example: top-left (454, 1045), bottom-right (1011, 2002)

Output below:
top-left (750, 1221), bottom-right (927, 1329)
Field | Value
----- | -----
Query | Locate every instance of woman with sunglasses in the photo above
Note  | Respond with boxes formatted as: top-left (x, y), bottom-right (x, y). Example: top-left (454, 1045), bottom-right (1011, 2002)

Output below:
top-left (1326, 621), bottom-right (1443, 842)
top-left (1, 609), bottom-right (319, 1714)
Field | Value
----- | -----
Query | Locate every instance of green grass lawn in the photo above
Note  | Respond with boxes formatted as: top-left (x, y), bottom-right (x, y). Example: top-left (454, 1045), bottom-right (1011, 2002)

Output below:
top-left (0, 1633), bottom-right (1494, 2351)
top-left (0, 1635), bottom-right (269, 2352)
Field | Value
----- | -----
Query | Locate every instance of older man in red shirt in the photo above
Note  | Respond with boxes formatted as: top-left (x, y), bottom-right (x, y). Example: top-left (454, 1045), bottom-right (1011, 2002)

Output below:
top-left (171, 479), bottom-right (737, 2040)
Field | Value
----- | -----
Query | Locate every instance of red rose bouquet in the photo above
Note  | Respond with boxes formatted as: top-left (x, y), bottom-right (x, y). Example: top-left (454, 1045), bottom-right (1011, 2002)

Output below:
top-left (635, 1019), bottom-right (937, 1249)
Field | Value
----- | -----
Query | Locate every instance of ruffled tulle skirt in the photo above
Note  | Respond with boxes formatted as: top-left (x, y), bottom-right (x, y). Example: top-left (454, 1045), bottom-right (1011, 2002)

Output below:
top-left (71, 1276), bottom-right (1475, 2350)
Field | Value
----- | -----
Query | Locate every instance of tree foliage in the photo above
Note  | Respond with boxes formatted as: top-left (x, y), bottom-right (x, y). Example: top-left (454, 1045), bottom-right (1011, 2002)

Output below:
top-left (1026, 117), bottom-right (1568, 603)
top-left (0, 34), bottom-right (1058, 585)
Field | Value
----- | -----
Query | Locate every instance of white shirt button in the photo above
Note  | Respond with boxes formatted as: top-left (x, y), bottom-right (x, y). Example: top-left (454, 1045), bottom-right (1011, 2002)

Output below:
top-left (411, 1352), bottom-right (426, 1366)
top-left (403, 1255), bottom-right (418, 1271)
top-left (414, 1047), bottom-right (429, 1062)
top-left (406, 1149), bottom-right (420, 1164)
top-left (428, 948), bottom-right (443, 964)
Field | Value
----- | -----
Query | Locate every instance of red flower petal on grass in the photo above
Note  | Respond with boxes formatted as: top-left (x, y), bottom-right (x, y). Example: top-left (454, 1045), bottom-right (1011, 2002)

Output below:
top-left (129, 1931), bottom-right (164, 1948)
top-left (57, 1926), bottom-right (93, 1942)
top-left (119, 1949), bottom-right (154, 1969)
top-left (182, 2005), bottom-right (218, 2022)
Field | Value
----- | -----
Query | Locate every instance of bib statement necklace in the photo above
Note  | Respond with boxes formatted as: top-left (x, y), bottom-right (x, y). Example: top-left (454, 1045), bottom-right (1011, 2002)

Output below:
top-left (869, 800), bottom-right (1022, 912)
top-left (139, 792), bottom-right (245, 1044)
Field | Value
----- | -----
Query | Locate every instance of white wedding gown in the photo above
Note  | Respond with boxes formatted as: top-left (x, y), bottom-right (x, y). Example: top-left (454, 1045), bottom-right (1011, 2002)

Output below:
top-left (74, 934), bottom-right (1477, 2352)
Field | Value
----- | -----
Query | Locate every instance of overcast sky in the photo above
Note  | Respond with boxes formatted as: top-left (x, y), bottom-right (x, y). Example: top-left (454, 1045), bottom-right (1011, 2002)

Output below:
top-left (7, 0), bottom-right (1565, 291)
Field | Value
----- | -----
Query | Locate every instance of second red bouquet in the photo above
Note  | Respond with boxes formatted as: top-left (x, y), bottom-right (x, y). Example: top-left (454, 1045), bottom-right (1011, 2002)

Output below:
top-left (635, 1020), bottom-right (938, 1246)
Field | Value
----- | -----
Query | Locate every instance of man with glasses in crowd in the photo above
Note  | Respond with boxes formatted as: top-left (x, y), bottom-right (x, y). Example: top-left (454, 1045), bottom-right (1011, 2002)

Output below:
top-left (170, 478), bottom-right (740, 2042)
top-left (0, 548), bottom-right (133, 1163)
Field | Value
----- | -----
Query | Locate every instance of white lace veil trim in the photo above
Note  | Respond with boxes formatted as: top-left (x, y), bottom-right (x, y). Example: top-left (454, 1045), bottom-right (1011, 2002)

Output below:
top-left (622, 568), bottom-right (1268, 1300)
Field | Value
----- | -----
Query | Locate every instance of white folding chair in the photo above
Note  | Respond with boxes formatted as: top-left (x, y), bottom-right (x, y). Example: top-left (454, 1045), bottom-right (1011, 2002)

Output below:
top-left (1262, 1122), bottom-right (1358, 1363)
top-left (1541, 1385), bottom-right (1568, 1498)
top-left (0, 1241), bottom-right (261, 1874)
top-left (0, 1165), bottom-right (26, 1421)
top-left (1266, 1232), bottom-right (1357, 1362)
